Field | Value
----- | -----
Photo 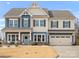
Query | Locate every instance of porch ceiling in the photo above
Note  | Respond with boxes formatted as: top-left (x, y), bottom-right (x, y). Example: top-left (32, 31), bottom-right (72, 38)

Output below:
top-left (1, 27), bottom-right (32, 32)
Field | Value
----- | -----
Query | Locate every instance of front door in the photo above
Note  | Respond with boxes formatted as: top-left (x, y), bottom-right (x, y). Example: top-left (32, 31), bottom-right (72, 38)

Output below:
top-left (22, 34), bottom-right (30, 45)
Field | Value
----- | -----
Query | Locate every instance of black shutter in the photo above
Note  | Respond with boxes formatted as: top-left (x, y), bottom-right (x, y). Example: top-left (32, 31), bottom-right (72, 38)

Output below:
top-left (33, 20), bottom-right (35, 27)
top-left (69, 21), bottom-right (70, 28)
top-left (44, 20), bottom-right (46, 27)
top-left (57, 21), bottom-right (58, 28)
top-left (51, 21), bottom-right (52, 28)
top-left (63, 21), bottom-right (64, 28)
top-left (18, 18), bottom-right (20, 28)
top-left (22, 18), bottom-right (24, 27)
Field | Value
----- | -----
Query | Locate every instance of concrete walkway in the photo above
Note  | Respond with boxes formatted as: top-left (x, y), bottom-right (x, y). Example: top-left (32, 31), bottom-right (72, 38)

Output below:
top-left (53, 46), bottom-right (79, 58)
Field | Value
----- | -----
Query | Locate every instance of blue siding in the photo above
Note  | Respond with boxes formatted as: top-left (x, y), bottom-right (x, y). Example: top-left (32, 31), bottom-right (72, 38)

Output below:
top-left (22, 15), bottom-right (30, 28)
top-left (5, 18), bottom-right (9, 27)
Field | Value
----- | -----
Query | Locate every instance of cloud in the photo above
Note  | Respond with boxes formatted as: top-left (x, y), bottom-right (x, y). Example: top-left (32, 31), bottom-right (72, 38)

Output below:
top-left (0, 18), bottom-right (5, 22)
top-left (0, 24), bottom-right (5, 27)
top-left (7, 2), bottom-right (10, 5)
top-left (73, 11), bottom-right (79, 18)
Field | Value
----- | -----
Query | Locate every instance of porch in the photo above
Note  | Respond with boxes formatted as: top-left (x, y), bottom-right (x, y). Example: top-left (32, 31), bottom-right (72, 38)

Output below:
top-left (1, 27), bottom-right (32, 45)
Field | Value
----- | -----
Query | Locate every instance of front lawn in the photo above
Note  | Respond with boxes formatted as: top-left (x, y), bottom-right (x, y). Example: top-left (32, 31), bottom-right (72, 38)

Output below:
top-left (0, 45), bottom-right (58, 58)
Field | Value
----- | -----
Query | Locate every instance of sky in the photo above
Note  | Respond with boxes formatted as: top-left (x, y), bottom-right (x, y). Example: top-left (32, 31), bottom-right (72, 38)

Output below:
top-left (0, 1), bottom-right (79, 30)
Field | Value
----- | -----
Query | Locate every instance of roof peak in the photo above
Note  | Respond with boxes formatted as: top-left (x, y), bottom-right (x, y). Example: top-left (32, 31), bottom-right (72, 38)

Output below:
top-left (31, 2), bottom-right (39, 8)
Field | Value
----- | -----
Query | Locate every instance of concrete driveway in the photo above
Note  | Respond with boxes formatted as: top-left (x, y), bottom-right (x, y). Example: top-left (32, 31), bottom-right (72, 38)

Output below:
top-left (53, 46), bottom-right (79, 58)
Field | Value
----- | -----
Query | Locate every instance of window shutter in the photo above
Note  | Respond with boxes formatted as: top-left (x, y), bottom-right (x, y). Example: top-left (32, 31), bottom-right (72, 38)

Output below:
top-left (57, 21), bottom-right (58, 28)
top-left (69, 21), bottom-right (70, 28)
top-left (33, 20), bottom-right (35, 27)
top-left (44, 20), bottom-right (46, 26)
top-left (63, 21), bottom-right (64, 28)
top-left (51, 21), bottom-right (52, 28)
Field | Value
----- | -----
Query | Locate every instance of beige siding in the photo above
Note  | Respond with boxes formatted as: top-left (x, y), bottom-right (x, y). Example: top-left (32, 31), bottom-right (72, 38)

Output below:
top-left (31, 18), bottom-right (48, 32)
top-left (48, 18), bottom-right (75, 30)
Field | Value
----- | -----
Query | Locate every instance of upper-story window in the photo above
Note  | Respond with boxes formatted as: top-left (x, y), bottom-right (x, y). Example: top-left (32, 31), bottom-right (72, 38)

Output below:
top-left (23, 18), bottom-right (29, 27)
top-left (63, 21), bottom-right (70, 28)
top-left (40, 20), bottom-right (46, 27)
top-left (35, 20), bottom-right (39, 26)
top-left (51, 21), bottom-right (58, 28)
top-left (33, 20), bottom-right (46, 27)
top-left (14, 20), bottom-right (18, 28)
top-left (9, 20), bottom-right (13, 27)
top-left (9, 19), bottom-right (18, 28)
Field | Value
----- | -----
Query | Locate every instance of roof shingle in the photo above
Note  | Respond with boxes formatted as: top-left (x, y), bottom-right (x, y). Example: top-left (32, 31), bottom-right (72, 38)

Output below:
top-left (48, 10), bottom-right (76, 19)
top-left (4, 8), bottom-right (25, 17)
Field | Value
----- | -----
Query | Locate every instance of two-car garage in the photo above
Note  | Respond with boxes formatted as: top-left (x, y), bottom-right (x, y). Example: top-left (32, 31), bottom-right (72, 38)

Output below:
top-left (49, 34), bottom-right (73, 45)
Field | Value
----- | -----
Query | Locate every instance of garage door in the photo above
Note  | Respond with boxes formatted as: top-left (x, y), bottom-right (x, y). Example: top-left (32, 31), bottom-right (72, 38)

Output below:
top-left (49, 35), bottom-right (72, 45)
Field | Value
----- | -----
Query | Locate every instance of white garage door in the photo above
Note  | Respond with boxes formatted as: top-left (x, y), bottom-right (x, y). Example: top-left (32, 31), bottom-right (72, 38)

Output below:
top-left (49, 35), bottom-right (72, 45)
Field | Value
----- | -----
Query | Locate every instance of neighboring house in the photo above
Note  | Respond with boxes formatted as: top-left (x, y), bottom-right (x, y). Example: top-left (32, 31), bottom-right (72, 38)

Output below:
top-left (1, 2), bottom-right (76, 45)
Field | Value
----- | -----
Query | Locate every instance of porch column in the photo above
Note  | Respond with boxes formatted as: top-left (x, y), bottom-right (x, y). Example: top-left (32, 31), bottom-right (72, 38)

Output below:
top-left (30, 32), bottom-right (31, 44)
top-left (19, 32), bottom-right (20, 44)
top-left (72, 33), bottom-right (75, 45)
top-left (1, 32), bottom-right (4, 44)
top-left (15, 34), bottom-right (17, 44)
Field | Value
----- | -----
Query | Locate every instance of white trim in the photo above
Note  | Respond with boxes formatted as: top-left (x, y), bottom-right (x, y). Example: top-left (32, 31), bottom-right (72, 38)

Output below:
top-left (7, 34), bottom-right (19, 44)
top-left (19, 32), bottom-right (20, 40)
top-left (9, 19), bottom-right (18, 27)
top-left (33, 34), bottom-right (46, 42)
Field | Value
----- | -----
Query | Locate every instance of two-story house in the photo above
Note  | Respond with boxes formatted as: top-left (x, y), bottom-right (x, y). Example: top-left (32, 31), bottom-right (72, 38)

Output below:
top-left (1, 2), bottom-right (76, 45)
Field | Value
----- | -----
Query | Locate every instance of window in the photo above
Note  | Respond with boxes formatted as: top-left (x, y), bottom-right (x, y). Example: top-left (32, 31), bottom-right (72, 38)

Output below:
top-left (33, 34), bottom-right (45, 42)
top-left (61, 36), bottom-right (65, 38)
top-left (56, 36), bottom-right (60, 38)
top-left (40, 20), bottom-right (46, 27)
top-left (34, 35), bottom-right (37, 41)
top-left (23, 18), bottom-right (28, 27)
top-left (63, 21), bottom-right (70, 28)
top-left (9, 19), bottom-right (18, 28)
top-left (8, 35), bottom-right (10, 41)
top-left (14, 20), bottom-right (18, 28)
top-left (12, 35), bottom-right (15, 41)
top-left (51, 36), bottom-right (55, 38)
top-left (33, 20), bottom-right (46, 27)
top-left (38, 35), bottom-right (41, 41)
top-left (16, 35), bottom-right (18, 41)
top-left (66, 36), bottom-right (70, 38)
top-left (42, 35), bottom-right (45, 42)
top-left (9, 20), bottom-right (13, 27)
top-left (51, 21), bottom-right (58, 28)
top-left (34, 20), bottom-right (39, 27)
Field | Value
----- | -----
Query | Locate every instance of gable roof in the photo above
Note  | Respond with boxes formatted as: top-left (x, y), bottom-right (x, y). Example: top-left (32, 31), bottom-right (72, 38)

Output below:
top-left (48, 10), bottom-right (76, 19)
top-left (4, 8), bottom-right (26, 17)
top-left (27, 8), bottom-right (49, 17)
top-left (4, 8), bottom-right (76, 19)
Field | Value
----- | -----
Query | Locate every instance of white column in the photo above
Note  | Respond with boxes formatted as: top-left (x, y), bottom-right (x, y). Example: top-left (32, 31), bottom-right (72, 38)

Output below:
top-left (7, 34), bottom-right (9, 43)
top-left (73, 33), bottom-right (75, 44)
top-left (10, 35), bottom-right (12, 43)
top-left (30, 32), bottom-right (31, 44)
top-left (19, 32), bottom-right (20, 40)
top-left (1, 32), bottom-right (3, 44)
top-left (36, 35), bottom-right (38, 42)
top-left (15, 34), bottom-right (16, 44)
top-left (18, 32), bottom-right (20, 44)
top-left (30, 32), bottom-right (31, 40)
